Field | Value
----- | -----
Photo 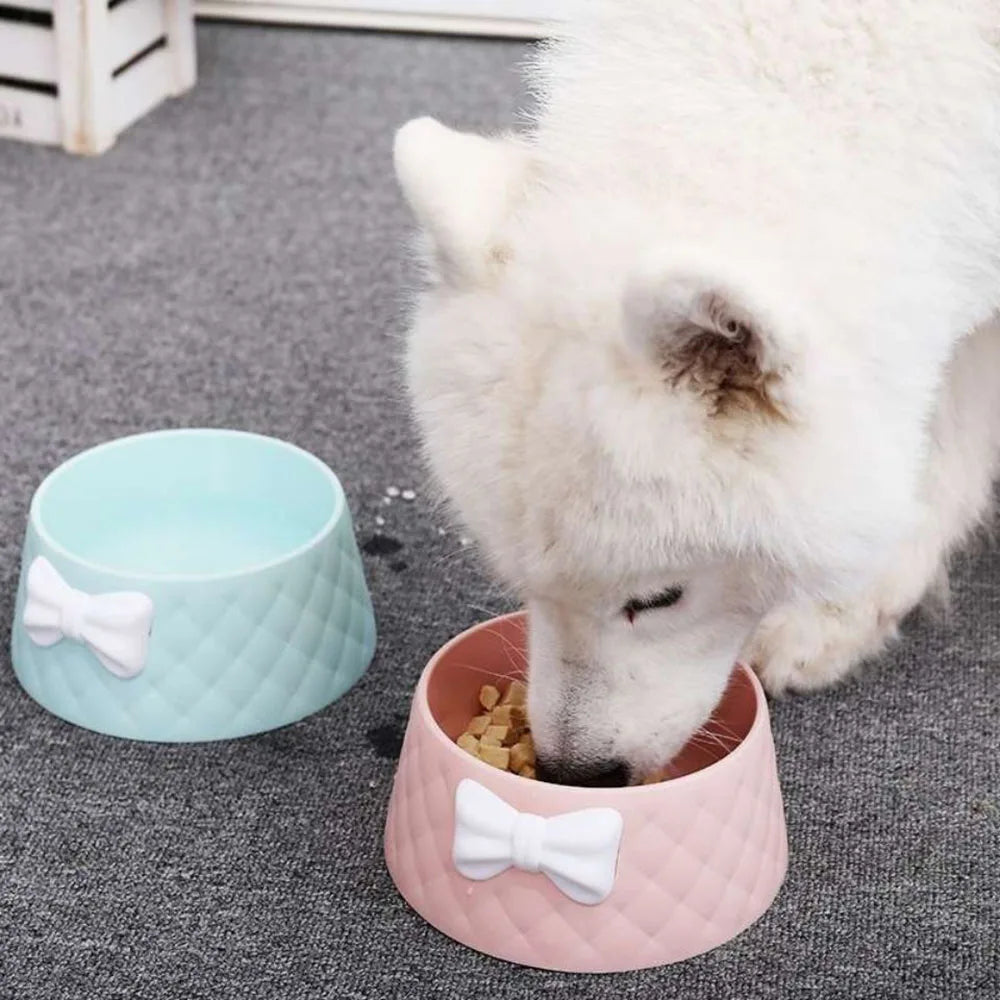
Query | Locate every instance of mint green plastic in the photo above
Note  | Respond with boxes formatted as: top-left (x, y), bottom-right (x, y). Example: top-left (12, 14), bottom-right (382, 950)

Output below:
top-left (11, 429), bottom-right (376, 741)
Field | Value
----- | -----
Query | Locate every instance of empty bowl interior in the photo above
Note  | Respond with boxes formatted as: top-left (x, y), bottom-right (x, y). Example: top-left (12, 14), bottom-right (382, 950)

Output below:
top-left (426, 614), bottom-right (758, 782)
top-left (34, 431), bottom-right (342, 578)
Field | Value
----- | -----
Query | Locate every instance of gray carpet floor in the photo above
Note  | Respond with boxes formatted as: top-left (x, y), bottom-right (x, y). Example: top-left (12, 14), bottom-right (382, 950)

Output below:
top-left (0, 22), bottom-right (997, 1000)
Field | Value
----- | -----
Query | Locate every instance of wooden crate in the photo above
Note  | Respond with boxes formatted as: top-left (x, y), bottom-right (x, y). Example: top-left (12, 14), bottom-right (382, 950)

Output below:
top-left (0, 0), bottom-right (196, 154)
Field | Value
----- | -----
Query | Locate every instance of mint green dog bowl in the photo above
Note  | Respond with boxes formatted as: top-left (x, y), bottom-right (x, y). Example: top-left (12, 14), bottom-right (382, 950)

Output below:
top-left (11, 429), bottom-right (376, 742)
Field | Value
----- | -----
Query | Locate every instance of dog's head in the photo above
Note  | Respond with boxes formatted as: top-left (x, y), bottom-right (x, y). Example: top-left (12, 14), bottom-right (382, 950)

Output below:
top-left (395, 119), bottom-right (922, 784)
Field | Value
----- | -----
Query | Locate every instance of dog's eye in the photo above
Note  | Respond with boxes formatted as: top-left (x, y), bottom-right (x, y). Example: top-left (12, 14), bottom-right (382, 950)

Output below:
top-left (623, 586), bottom-right (684, 622)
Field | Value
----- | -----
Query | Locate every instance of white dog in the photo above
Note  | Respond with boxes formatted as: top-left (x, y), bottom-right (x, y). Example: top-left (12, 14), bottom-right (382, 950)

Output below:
top-left (394, 0), bottom-right (1000, 785)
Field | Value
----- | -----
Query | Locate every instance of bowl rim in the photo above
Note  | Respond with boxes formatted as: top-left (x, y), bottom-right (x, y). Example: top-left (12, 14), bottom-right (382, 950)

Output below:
top-left (415, 611), bottom-right (771, 799)
top-left (28, 428), bottom-right (347, 584)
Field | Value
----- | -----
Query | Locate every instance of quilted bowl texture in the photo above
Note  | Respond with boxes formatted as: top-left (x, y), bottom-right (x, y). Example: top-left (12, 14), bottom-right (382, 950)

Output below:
top-left (11, 429), bottom-right (376, 741)
top-left (384, 613), bottom-right (787, 972)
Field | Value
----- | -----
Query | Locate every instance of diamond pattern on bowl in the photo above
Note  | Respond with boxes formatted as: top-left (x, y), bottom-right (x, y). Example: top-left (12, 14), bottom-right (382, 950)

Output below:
top-left (11, 514), bottom-right (376, 742)
top-left (385, 641), bottom-right (787, 973)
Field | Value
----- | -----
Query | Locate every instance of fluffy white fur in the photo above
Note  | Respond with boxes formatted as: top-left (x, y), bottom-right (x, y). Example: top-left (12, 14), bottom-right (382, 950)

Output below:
top-left (394, 0), bottom-right (1000, 784)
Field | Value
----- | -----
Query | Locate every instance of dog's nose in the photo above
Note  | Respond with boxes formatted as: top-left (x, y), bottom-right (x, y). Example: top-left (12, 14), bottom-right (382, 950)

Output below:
top-left (536, 757), bottom-right (629, 788)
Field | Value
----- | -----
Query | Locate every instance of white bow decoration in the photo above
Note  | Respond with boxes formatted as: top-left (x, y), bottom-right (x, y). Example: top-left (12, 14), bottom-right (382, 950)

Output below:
top-left (23, 557), bottom-right (154, 679)
top-left (452, 779), bottom-right (623, 906)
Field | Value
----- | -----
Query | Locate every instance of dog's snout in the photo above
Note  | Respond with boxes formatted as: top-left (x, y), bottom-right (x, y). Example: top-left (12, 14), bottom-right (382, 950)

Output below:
top-left (536, 757), bottom-right (630, 788)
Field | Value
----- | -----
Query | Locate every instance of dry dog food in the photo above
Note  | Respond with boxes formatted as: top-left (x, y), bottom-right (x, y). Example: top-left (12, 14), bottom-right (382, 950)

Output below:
top-left (456, 679), bottom-right (536, 780)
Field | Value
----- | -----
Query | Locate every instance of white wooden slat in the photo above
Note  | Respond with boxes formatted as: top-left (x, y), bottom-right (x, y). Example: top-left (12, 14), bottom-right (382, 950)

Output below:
top-left (109, 0), bottom-right (166, 71)
top-left (291, 0), bottom-right (564, 17)
top-left (48, 0), bottom-right (114, 153)
top-left (0, 1), bottom-right (54, 12)
top-left (0, 83), bottom-right (59, 144)
top-left (0, 21), bottom-right (57, 84)
top-left (53, 0), bottom-right (85, 152)
top-left (111, 43), bottom-right (170, 134)
top-left (73, 0), bottom-right (115, 153)
top-left (194, 1), bottom-right (553, 37)
top-left (164, 0), bottom-right (195, 95)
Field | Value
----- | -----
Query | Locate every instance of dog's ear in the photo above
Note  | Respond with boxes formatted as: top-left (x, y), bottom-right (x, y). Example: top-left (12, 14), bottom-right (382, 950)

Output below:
top-left (623, 262), bottom-right (797, 421)
top-left (394, 117), bottom-right (530, 286)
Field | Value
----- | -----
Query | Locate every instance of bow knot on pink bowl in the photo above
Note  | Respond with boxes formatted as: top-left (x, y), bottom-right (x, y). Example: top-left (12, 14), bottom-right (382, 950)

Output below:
top-left (384, 613), bottom-right (788, 973)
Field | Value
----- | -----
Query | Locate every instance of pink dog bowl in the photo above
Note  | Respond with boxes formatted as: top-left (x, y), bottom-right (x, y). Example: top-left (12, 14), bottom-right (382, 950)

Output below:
top-left (384, 613), bottom-right (788, 973)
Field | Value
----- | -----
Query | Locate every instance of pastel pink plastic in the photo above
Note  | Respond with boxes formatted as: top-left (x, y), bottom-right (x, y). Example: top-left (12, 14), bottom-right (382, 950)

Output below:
top-left (384, 613), bottom-right (788, 973)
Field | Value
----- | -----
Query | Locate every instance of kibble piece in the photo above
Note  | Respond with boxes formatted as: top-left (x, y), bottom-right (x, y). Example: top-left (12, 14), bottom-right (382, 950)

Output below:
top-left (457, 734), bottom-right (480, 757)
top-left (519, 765), bottom-right (537, 780)
top-left (500, 680), bottom-right (528, 707)
top-left (490, 704), bottom-right (513, 726)
top-left (502, 727), bottom-right (524, 748)
top-left (466, 715), bottom-right (491, 737)
top-left (479, 745), bottom-right (511, 771)
top-left (481, 725), bottom-right (508, 747)
top-left (490, 704), bottom-right (526, 728)
top-left (510, 741), bottom-right (536, 773)
top-left (479, 685), bottom-right (501, 712)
